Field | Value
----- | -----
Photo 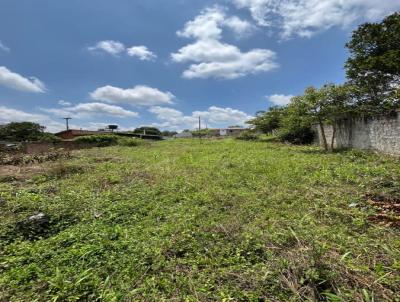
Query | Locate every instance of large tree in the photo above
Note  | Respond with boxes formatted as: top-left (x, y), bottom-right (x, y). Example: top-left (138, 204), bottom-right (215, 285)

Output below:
top-left (289, 84), bottom-right (353, 151)
top-left (0, 122), bottom-right (45, 142)
top-left (345, 12), bottom-right (400, 114)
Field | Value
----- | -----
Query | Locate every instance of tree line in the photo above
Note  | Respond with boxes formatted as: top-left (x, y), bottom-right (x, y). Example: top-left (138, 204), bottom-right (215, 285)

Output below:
top-left (248, 12), bottom-right (400, 151)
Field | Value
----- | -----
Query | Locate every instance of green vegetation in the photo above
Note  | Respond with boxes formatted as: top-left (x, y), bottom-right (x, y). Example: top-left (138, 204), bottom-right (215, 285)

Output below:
top-left (132, 126), bottom-right (162, 136)
top-left (249, 12), bottom-right (400, 150)
top-left (0, 122), bottom-right (60, 142)
top-left (73, 135), bottom-right (144, 147)
top-left (0, 139), bottom-right (399, 301)
top-left (345, 12), bottom-right (400, 113)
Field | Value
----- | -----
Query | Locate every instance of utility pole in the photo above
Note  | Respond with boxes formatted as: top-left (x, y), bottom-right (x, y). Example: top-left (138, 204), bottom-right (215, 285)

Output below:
top-left (198, 116), bottom-right (201, 131)
top-left (62, 117), bottom-right (72, 131)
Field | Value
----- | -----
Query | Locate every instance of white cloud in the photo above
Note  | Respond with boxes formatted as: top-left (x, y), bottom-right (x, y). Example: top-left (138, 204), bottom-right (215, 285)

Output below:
top-left (0, 41), bottom-right (10, 52)
top-left (267, 94), bottom-right (294, 106)
top-left (90, 85), bottom-right (175, 106)
top-left (126, 46), bottom-right (157, 61)
top-left (88, 41), bottom-right (157, 61)
top-left (0, 66), bottom-right (46, 93)
top-left (149, 105), bottom-right (252, 130)
top-left (231, 0), bottom-right (400, 38)
top-left (58, 100), bottom-right (72, 106)
top-left (88, 40), bottom-right (125, 55)
top-left (193, 106), bottom-right (253, 125)
top-left (42, 102), bottom-right (139, 119)
top-left (172, 6), bottom-right (277, 79)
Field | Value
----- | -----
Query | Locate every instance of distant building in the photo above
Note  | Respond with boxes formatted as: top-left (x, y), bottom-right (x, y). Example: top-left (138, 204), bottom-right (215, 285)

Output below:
top-left (208, 128), bottom-right (247, 137)
top-left (55, 129), bottom-right (110, 140)
top-left (174, 132), bottom-right (193, 138)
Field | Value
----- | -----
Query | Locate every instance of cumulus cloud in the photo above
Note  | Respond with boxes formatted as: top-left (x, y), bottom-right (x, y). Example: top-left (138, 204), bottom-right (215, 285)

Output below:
top-left (0, 41), bottom-right (10, 52)
top-left (149, 105), bottom-right (252, 130)
top-left (88, 40), bottom-right (157, 60)
top-left (172, 6), bottom-right (277, 79)
top-left (42, 102), bottom-right (139, 119)
top-left (126, 46), bottom-right (157, 61)
top-left (88, 40), bottom-right (125, 55)
top-left (267, 94), bottom-right (294, 106)
top-left (0, 66), bottom-right (46, 93)
top-left (231, 0), bottom-right (400, 38)
top-left (90, 85), bottom-right (175, 106)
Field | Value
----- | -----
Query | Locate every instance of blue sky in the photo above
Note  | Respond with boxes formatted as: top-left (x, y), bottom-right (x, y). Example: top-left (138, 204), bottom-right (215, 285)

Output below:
top-left (0, 0), bottom-right (399, 132)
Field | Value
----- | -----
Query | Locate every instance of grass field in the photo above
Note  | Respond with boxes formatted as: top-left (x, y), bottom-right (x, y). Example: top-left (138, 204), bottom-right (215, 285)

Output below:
top-left (0, 139), bottom-right (399, 301)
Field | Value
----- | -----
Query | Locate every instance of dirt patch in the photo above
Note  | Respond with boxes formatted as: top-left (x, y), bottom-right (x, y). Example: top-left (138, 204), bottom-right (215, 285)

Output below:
top-left (0, 164), bottom-right (47, 181)
top-left (0, 151), bottom-right (72, 165)
top-left (364, 194), bottom-right (400, 228)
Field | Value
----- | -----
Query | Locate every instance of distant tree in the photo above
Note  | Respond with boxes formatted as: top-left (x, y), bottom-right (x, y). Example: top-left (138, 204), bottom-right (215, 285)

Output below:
top-left (0, 122), bottom-right (46, 142)
top-left (345, 12), bottom-right (400, 114)
top-left (107, 125), bottom-right (118, 132)
top-left (133, 127), bottom-right (161, 136)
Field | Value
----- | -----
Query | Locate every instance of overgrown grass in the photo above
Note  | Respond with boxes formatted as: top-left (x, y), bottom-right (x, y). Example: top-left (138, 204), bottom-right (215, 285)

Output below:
top-left (0, 139), bottom-right (399, 301)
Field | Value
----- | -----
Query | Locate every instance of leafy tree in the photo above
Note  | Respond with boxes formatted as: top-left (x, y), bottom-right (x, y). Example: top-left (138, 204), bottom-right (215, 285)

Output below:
top-left (288, 85), bottom-right (353, 151)
top-left (276, 101), bottom-right (315, 145)
top-left (0, 122), bottom-right (58, 142)
top-left (133, 127), bottom-right (161, 136)
top-left (247, 106), bottom-right (286, 134)
top-left (345, 12), bottom-right (400, 114)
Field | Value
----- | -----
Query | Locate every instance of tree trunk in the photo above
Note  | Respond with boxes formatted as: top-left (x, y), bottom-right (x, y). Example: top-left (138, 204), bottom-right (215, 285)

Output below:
top-left (318, 119), bottom-right (328, 151)
top-left (330, 122), bottom-right (336, 152)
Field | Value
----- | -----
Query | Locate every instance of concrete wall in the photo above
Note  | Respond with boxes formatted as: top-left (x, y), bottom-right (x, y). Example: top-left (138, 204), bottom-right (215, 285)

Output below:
top-left (315, 113), bottom-right (400, 155)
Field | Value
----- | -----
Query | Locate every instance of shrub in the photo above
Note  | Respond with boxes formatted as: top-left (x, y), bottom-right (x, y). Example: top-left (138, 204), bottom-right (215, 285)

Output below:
top-left (117, 137), bottom-right (144, 147)
top-left (277, 126), bottom-right (315, 144)
top-left (74, 135), bottom-right (119, 146)
top-left (236, 130), bottom-right (259, 141)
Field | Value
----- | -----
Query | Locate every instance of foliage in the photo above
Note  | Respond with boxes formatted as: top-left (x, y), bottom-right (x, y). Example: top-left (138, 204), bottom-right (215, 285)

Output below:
top-left (74, 135), bottom-right (145, 147)
top-left (117, 137), bottom-right (145, 147)
top-left (0, 122), bottom-right (59, 142)
top-left (0, 140), bottom-right (399, 301)
top-left (288, 85), bottom-right (353, 150)
top-left (345, 12), bottom-right (400, 114)
top-left (133, 127), bottom-right (161, 136)
top-left (236, 130), bottom-right (259, 141)
top-left (247, 106), bottom-right (286, 134)
top-left (74, 134), bottom-right (119, 146)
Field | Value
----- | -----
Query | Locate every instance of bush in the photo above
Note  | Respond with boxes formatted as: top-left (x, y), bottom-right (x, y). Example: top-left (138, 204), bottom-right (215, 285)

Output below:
top-left (74, 135), bottom-right (119, 146)
top-left (236, 130), bottom-right (259, 141)
top-left (277, 126), bottom-right (315, 144)
top-left (39, 133), bottom-right (61, 143)
top-left (117, 138), bottom-right (144, 147)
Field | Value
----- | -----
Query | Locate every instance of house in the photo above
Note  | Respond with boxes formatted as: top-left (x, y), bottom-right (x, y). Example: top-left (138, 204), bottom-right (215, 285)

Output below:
top-left (55, 129), bottom-right (110, 140)
top-left (174, 132), bottom-right (193, 138)
top-left (209, 127), bottom-right (248, 137)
